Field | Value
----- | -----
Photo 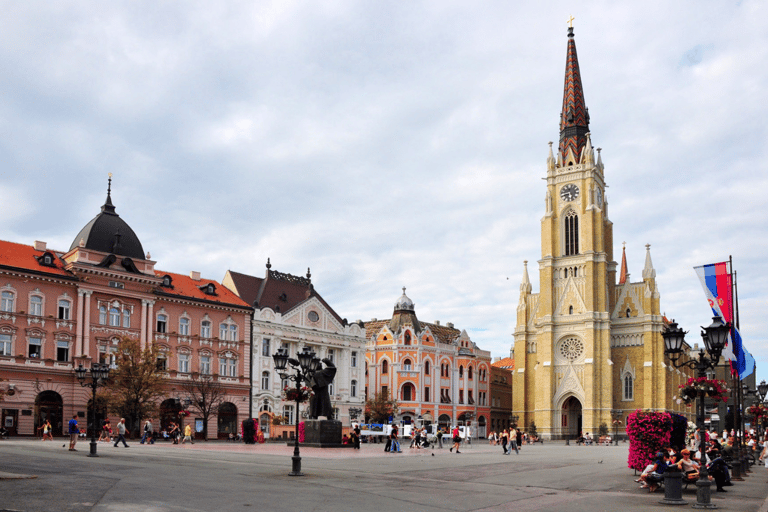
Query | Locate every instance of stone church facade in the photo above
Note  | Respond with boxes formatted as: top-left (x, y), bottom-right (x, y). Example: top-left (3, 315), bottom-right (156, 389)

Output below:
top-left (512, 27), bottom-right (694, 439)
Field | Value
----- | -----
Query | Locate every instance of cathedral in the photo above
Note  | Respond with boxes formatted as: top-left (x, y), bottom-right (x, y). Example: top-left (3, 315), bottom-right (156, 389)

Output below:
top-left (512, 27), bottom-right (693, 439)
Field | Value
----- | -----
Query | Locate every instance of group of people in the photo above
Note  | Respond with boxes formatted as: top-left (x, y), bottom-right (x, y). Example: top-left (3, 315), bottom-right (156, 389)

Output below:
top-left (488, 428), bottom-right (527, 454)
top-left (637, 427), bottom-right (768, 494)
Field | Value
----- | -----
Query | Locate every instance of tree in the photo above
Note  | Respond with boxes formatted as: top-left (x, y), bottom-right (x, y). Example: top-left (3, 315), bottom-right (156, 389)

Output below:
top-left (528, 421), bottom-right (538, 439)
top-left (182, 372), bottom-right (226, 440)
top-left (364, 390), bottom-right (399, 423)
top-left (101, 337), bottom-right (168, 437)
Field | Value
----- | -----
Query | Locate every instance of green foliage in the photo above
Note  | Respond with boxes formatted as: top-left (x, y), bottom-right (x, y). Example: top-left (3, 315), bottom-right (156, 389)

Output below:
top-left (528, 421), bottom-right (538, 438)
top-left (598, 422), bottom-right (609, 437)
top-left (364, 390), bottom-right (399, 423)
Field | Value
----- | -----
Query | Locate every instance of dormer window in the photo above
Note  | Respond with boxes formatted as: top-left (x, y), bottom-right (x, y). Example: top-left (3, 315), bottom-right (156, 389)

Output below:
top-left (199, 282), bottom-right (216, 295)
top-left (36, 251), bottom-right (56, 267)
top-left (162, 275), bottom-right (173, 287)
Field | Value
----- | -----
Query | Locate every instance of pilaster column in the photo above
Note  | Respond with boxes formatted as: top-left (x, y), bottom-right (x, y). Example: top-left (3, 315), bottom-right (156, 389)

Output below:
top-left (147, 300), bottom-right (155, 346)
top-left (140, 300), bottom-right (149, 349)
top-left (75, 290), bottom-right (85, 356)
top-left (83, 292), bottom-right (92, 358)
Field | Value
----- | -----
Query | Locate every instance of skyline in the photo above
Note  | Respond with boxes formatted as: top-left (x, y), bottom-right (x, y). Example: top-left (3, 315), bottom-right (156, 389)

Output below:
top-left (0, 2), bottom-right (766, 385)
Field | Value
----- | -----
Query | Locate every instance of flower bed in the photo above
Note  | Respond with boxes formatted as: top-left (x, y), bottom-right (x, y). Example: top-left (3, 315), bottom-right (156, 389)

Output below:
top-left (626, 411), bottom-right (688, 471)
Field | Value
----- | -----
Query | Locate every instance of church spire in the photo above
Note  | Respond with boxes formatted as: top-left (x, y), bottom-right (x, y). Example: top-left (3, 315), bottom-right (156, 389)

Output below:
top-left (619, 242), bottom-right (629, 284)
top-left (520, 260), bottom-right (532, 294)
top-left (559, 26), bottom-right (590, 165)
top-left (101, 173), bottom-right (117, 215)
top-left (642, 244), bottom-right (656, 279)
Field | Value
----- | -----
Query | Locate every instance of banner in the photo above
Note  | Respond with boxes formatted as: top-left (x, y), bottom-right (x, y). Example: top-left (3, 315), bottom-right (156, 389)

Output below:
top-left (694, 262), bottom-right (754, 379)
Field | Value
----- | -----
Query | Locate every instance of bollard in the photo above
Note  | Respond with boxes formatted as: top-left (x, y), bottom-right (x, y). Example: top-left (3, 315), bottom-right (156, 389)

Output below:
top-left (659, 470), bottom-right (687, 506)
top-left (565, 438), bottom-right (569, 446)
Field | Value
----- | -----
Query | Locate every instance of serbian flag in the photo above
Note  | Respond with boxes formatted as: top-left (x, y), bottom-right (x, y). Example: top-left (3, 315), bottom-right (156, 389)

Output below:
top-left (694, 262), bottom-right (755, 379)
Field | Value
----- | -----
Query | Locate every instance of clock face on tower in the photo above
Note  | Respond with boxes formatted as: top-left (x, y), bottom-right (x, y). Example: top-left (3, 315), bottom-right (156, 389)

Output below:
top-left (560, 184), bottom-right (579, 202)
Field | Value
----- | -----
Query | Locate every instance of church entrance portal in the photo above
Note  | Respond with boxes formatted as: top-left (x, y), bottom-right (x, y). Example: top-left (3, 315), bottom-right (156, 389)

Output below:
top-left (560, 396), bottom-right (582, 440)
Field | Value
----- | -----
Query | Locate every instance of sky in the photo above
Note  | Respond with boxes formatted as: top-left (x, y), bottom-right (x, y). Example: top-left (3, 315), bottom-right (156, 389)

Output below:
top-left (0, 1), bottom-right (766, 386)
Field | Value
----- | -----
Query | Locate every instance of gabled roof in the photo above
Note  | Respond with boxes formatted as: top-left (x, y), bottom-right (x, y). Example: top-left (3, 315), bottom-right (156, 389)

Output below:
top-left (365, 319), bottom-right (460, 345)
top-left (155, 271), bottom-right (251, 309)
top-left (492, 357), bottom-right (515, 370)
top-left (0, 240), bottom-right (76, 279)
top-left (225, 266), bottom-right (345, 324)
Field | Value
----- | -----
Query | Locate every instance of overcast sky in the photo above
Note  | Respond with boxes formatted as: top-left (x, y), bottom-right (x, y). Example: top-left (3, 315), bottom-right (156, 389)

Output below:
top-left (1, 1), bottom-right (766, 386)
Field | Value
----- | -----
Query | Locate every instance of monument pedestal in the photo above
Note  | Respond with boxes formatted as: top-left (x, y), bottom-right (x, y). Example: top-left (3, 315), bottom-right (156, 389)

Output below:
top-left (296, 419), bottom-right (346, 448)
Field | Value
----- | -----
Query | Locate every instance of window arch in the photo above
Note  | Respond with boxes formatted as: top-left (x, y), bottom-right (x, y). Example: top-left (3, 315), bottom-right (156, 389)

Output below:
top-left (424, 360), bottom-right (430, 375)
top-left (58, 299), bottom-right (71, 320)
top-left (157, 314), bottom-right (168, 333)
top-left (468, 366), bottom-right (473, 379)
top-left (564, 209), bottom-right (579, 256)
top-left (381, 360), bottom-right (388, 374)
top-left (30, 295), bottom-right (43, 316)
top-left (623, 374), bottom-right (634, 401)
top-left (351, 380), bottom-right (357, 397)
top-left (1, 290), bottom-right (15, 312)
top-left (403, 358), bottom-right (412, 371)
top-left (404, 331), bottom-right (411, 345)
top-left (122, 308), bottom-right (131, 328)
top-left (459, 365), bottom-right (464, 378)
top-left (99, 305), bottom-right (108, 325)
top-left (401, 382), bottom-right (415, 401)
top-left (109, 307), bottom-right (120, 327)
top-left (179, 317), bottom-right (190, 336)
top-left (261, 371), bottom-right (270, 390)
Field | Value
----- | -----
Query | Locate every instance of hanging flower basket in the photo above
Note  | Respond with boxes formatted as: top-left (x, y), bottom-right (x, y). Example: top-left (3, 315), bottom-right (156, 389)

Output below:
top-left (747, 403), bottom-right (767, 422)
top-left (673, 377), bottom-right (729, 406)
top-left (282, 386), bottom-right (314, 403)
top-left (178, 410), bottom-right (191, 418)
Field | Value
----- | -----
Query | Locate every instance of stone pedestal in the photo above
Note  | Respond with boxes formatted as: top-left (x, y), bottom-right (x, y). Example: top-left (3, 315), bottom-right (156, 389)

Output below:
top-left (301, 419), bottom-right (344, 448)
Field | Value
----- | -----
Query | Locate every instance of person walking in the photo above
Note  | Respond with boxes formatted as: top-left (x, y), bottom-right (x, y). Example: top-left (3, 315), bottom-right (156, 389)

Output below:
top-left (352, 425), bottom-right (361, 449)
top-left (509, 427), bottom-right (519, 454)
top-left (42, 420), bottom-right (53, 441)
top-left (141, 419), bottom-right (154, 444)
top-left (450, 426), bottom-right (461, 453)
top-left (516, 427), bottom-right (523, 452)
top-left (67, 415), bottom-right (79, 451)
top-left (437, 428), bottom-right (443, 449)
top-left (390, 424), bottom-right (401, 452)
top-left (182, 423), bottom-right (194, 444)
top-left (501, 429), bottom-right (509, 454)
top-left (114, 418), bottom-right (129, 447)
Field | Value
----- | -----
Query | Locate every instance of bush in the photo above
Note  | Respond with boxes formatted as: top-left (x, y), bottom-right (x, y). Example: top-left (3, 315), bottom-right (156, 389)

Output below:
top-left (598, 422), bottom-right (609, 437)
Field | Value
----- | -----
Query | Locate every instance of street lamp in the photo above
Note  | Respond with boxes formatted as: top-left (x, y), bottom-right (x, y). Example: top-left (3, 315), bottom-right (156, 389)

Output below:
top-left (273, 346), bottom-right (320, 476)
top-left (662, 317), bottom-right (728, 510)
top-left (74, 363), bottom-right (110, 457)
top-left (510, 414), bottom-right (518, 428)
top-left (610, 409), bottom-right (622, 446)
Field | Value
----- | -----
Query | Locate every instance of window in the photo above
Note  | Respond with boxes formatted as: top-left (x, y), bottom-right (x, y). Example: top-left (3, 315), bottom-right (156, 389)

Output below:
top-left (424, 386), bottom-right (430, 402)
top-left (402, 383), bottom-right (414, 401)
top-left (327, 349), bottom-right (334, 363)
top-left (99, 305), bottom-right (107, 325)
top-left (262, 338), bottom-right (270, 357)
top-left (403, 359), bottom-right (412, 371)
top-left (468, 390), bottom-right (474, 404)
top-left (229, 324), bottom-right (238, 341)
top-left (381, 385), bottom-right (388, 397)
top-left (58, 300), bottom-right (70, 320)
top-left (281, 377), bottom-right (289, 391)
top-left (109, 307), bottom-right (120, 327)
top-left (108, 281), bottom-right (124, 289)
top-left (468, 366), bottom-right (473, 379)
top-left (156, 356), bottom-right (167, 371)
top-left (157, 314), bottom-right (167, 333)
top-left (381, 360), bottom-right (388, 374)
top-left (351, 380), bottom-right (357, 397)
top-left (424, 360), bottom-right (430, 375)
top-left (122, 308), bottom-right (131, 328)
top-left (564, 209), bottom-right (579, 256)
top-left (623, 374), bottom-right (634, 401)
top-left (180, 318), bottom-right (190, 336)
top-left (261, 371), bottom-right (270, 390)
top-left (221, 322), bottom-right (238, 341)
top-left (459, 389), bottom-right (464, 404)
top-left (404, 332), bottom-right (411, 345)
top-left (29, 337), bottom-right (42, 358)
top-left (201, 321), bottom-right (211, 338)
top-left (56, 341), bottom-right (69, 362)
top-left (0, 333), bottom-right (11, 356)
top-left (30, 296), bottom-right (43, 316)
top-left (1, 291), bottom-right (14, 312)
top-left (459, 366), bottom-right (464, 378)
top-left (328, 383), bottom-right (334, 396)
top-left (220, 323), bottom-right (227, 339)
top-left (200, 355), bottom-right (211, 374)
top-left (179, 353), bottom-right (190, 373)
top-left (220, 357), bottom-right (237, 377)
top-left (283, 405), bottom-right (294, 425)
top-left (351, 351), bottom-right (357, 367)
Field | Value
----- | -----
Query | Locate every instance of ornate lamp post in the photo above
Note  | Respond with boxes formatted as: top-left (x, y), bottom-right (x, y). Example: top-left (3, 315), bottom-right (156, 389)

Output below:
top-left (510, 414), bottom-right (518, 429)
top-left (273, 346), bottom-right (321, 476)
top-left (610, 409), bottom-right (622, 446)
top-left (74, 363), bottom-right (111, 457)
top-left (662, 317), bottom-right (729, 510)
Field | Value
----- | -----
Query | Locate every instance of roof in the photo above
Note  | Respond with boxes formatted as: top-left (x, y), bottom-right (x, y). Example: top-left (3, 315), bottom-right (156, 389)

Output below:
top-left (492, 357), bottom-right (515, 370)
top-left (155, 271), bottom-right (251, 309)
top-left (69, 180), bottom-right (145, 260)
top-left (226, 266), bottom-right (345, 324)
top-left (0, 239), bottom-right (76, 279)
top-left (365, 319), bottom-right (460, 345)
top-left (559, 26), bottom-right (590, 163)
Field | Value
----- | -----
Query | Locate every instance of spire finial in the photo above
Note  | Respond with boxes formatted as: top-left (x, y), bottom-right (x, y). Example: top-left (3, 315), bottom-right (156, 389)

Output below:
top-left (618, 242), bottom-right (629, 285)
top-left (101, 173), bottom-right (116, 214)
top-left (402, 286), bottom-right (406, 295)
top-left (643, 244), bottom-right (656, 279)
top-left (266, 257), bottom-right (271, 270)
top-left (306, 267), bottom-right (311, 280)
top-left (568, 15), bottom-right (575, 28)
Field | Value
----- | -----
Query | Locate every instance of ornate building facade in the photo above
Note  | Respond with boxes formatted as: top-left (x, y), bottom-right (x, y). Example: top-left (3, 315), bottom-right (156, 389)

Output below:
top-left (365, 289), bottom-right (491, 435)
top-left (490, 357), bottom-right (514, 434)
top-left (223, 263), bottom-right (366, 436)
top-left (0, 181), bottom-right (252, 438)
top-left (512, 27), bottom-right (693, 439)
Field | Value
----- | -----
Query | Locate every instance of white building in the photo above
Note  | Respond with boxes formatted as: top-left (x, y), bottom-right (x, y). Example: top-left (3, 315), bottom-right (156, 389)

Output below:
top-left (223, 261), bottom-right (365, 436)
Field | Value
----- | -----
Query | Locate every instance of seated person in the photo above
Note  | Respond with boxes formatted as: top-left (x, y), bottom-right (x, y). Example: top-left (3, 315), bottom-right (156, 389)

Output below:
top-left (706, 449), bottom-right (731, 492)
top-left (79, 427), bottom-right (87, 438)
top-left (576, 433), bottom-right (585, 445)
top-left (584, 432), bottom-right (593, 445)
top-left (676, 449), bottom-right (700, 482)
top-left (342, 434), bottom-right (350, 445)
top-left (640, 451), bottom-right (671, 493)
top-left (0, 426), bottom-right (8, 439)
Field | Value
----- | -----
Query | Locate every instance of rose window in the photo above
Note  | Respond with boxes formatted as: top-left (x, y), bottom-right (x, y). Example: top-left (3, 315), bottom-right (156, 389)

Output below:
top-left (559, 337), bottom-right (584, 362)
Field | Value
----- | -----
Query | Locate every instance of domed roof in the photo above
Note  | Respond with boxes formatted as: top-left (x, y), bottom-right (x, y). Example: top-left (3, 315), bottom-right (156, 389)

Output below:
top-left (69, 178), bottom-right (145, 260)
top-left (394, 287), bottom-right (415, 311)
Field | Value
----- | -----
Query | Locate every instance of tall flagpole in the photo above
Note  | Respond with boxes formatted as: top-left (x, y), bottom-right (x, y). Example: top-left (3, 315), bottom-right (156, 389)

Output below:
top-left (730, 256), bottom-right (746, 477)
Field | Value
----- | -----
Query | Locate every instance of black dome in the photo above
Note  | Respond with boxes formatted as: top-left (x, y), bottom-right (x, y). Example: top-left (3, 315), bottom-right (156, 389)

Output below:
top-left (70, 181), bottom-right (145, 260)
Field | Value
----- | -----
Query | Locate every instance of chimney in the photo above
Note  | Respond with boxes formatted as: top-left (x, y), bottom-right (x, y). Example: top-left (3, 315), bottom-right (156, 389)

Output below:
top-left (447, 322), bottom-right (454, 328)
top-left (370, 318), bottom-right (377, 322)
top-left (190, 271), bottom-right (201, 281)
top-left (435, 320), bottom-right (440, 325)
top-left (34, 241), bottom-right (47, 251)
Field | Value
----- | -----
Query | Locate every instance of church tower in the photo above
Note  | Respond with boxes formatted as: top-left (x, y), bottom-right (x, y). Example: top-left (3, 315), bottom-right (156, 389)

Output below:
top-left (513, 25), bottom-right (617, 438)
top-left (513, 26), bottom-right (692, 439)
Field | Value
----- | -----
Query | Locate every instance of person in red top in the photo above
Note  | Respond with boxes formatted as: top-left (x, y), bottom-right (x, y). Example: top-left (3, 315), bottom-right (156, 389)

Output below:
top-left (450, 427), bottom-right (461, 454)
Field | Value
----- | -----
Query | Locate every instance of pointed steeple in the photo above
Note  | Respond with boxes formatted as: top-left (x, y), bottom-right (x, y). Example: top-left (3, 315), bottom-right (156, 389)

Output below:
top-left (642, 244), bottom-right (656, 279)
top-left (101, 173), bottom-right (117, 215)
top-left (520, 260), bottom-right (532, 294)
top-left (559, 26), bottom-right (590, 165)
top-left (618, 242), bottom-right (629, 284)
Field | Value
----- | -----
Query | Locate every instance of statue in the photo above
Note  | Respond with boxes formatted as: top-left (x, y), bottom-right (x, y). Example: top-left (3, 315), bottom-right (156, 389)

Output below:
top-left (308, 358), bottom-right (337, 419)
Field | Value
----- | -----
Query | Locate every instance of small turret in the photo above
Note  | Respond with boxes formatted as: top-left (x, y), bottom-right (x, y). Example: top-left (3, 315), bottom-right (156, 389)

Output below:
top-left (642, 244), bottom-right (656, 279)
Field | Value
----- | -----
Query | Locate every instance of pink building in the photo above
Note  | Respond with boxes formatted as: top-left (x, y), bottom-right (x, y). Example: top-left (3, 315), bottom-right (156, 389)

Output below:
top-left (0, 180), bottom-right (252, 438)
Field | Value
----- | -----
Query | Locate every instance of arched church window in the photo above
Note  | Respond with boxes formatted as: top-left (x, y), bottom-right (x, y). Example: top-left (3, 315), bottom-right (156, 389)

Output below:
top-left (569, 305), bottom-right (573, 315)
top-left (574, 267), bottom-right (578, 277)
top-left (564, 210), bottom-right (579, 256)
top-left (381, 360), bottom-right (388, 374)
top-left (459, 366), bottom-right (463, 378)
top-left (424, 360), bottom-right (430, 375)
top-left (623, 374), bottom-right (634, 400)
top-left (404, 332), bottom-right (411, 345)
